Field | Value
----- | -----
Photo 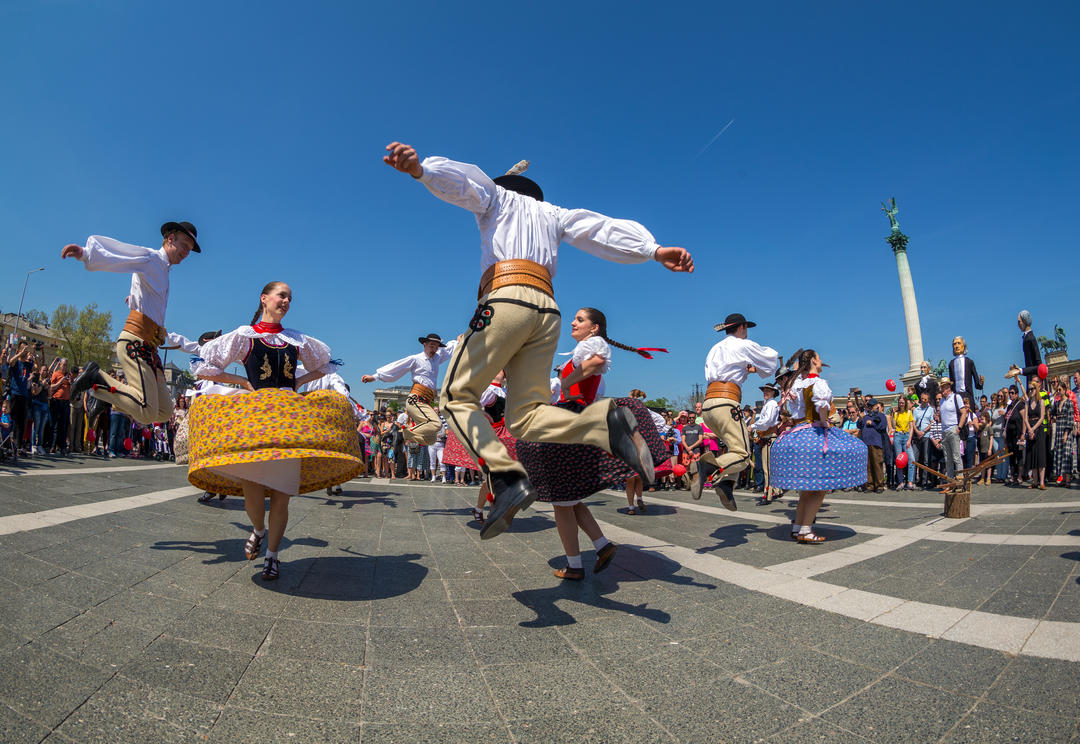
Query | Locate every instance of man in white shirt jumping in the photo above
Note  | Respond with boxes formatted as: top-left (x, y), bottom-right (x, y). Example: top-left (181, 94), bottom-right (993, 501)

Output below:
top-left (383, 142), bottom-right (694, 540)
top-left (62, 222), bottom-right (199, 426)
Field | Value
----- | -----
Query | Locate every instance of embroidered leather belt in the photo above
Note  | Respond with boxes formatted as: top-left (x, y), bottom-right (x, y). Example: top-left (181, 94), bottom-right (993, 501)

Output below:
top-left (478, 259), bottom-right (554, 300)
top-left (706, 381), bottom-right (742, 403)
top-left (410, 382), bottom-right (436, 405)
top-left (122, 309), bottom-right (166, 348)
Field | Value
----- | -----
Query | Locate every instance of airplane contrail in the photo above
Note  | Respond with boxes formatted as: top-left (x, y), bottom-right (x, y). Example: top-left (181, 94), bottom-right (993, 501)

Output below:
top-left (695, 118), bottom-right (735, 158)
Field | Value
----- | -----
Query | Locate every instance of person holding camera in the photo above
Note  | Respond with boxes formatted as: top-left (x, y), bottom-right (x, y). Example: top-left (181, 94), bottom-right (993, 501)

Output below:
top-left (6, 342), bottom-right (34, 455)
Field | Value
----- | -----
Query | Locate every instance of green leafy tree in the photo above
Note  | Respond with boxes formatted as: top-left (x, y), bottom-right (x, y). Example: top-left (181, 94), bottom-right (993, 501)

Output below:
top-left (51, 303), bottom-right (113, 367)
top-left (23, 309), bottom-right (49, 326)
top-left (644, 397), bottom-right (671, 410)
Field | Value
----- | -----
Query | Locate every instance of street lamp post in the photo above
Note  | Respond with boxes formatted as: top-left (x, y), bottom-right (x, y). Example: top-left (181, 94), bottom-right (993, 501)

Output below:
top-left (11, 267), bottom-right (46, 344)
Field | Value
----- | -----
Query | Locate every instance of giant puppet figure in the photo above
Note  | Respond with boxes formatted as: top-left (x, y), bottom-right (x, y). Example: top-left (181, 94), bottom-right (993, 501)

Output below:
top-left (947, 336), bottom-right (983, 409)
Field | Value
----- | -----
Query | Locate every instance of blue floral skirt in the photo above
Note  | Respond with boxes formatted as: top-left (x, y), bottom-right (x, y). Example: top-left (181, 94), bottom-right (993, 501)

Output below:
top-left (771, 424), bottom-right (867, 491)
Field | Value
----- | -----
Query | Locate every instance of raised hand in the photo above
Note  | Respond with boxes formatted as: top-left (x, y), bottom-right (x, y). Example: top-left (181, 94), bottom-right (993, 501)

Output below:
top-left (61, 244), bottom-right (83, 260)
top-left (383, 142), bottom-right (423, 178)
top-left (654, 246), bottom-right (694, 273)
top-left (361, 375), bottom-right (375, 384)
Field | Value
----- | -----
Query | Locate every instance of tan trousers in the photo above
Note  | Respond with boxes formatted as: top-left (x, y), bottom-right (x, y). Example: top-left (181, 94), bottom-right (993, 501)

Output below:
top-left (91, 331), bottom-right (174, 425)
top-left (440, 285), bottom-right (614, 476)
top-left (760, 437), bottom-right (774, 494)
top-left (404, 396), bottom-right (441, 446)
top-left (700, 398), bottom-right (752, 480)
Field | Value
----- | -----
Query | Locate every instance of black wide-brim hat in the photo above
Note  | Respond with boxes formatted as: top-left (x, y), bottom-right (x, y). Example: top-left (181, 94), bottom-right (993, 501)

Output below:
top-left (714, 312), bottom-right (756, 332)
top-left (759, 383), bottom-right (779, 395)
top-left (418, 333), bottom-right (446, 347)
top-left (493, 174), bottom-right (544, 202)
top-left (161, 221), bottom-right (201, 253)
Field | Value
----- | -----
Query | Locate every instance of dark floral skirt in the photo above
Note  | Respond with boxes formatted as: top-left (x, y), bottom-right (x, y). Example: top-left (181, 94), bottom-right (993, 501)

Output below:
top-left (515, 397), bottom-right (669, 503)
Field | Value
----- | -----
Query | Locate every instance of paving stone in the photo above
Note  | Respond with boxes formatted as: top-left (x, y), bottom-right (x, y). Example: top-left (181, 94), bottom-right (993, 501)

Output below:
top-left (821, 676), bottom-right (977, 743)
top-left (230, 655), bottom-right (364, 720)
top-left (984, 656), bottom-right (1080, 717)
top-left (207, 706), bottom-right (359, 744)
top-left (363, 664), bottom-right (496, 724)
top-left (742, 649), bottom-right (882, 714)
top-left (0, 643), bottom-right (115, 727)
top-left (55, 674), bottom-right (219, 743)
top-left (894, 640), bottom-right (1012, 694)
top-left (507, 704), bottom-right (673, 743)
top-left (483, 660), bottom-right (613, 719)
top-left (367, 625), bottom-right (474, 667)
top-left (0, 701), bottom-right (53, 744)
top-left (363, 721), bottom-right (511, 743)
top-left (167, 604), bottom-right (274, 655)
top-left (260, 618), bottom-right (367, 664)
top-left (120, 636), bottom-right (250, 701)
top-left (941, 702), bottom-right (1078, 743)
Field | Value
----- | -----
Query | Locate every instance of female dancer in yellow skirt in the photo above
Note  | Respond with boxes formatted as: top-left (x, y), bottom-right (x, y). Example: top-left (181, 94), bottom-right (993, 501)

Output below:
top-left (188, 281), bottom-right (361, 580)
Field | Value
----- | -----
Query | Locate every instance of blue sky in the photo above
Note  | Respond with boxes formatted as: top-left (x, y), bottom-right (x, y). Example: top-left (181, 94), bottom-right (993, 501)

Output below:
top-left (2, 1), bottom-right (1078, 407)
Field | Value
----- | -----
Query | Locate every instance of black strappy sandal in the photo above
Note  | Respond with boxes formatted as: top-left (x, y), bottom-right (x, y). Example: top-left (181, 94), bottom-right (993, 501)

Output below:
top-left (261, 556), bottom-right (279, 580)
top-left (244, 531), bottom-right (264, 561)
top-left (197, 491), bottom-right (215, 503)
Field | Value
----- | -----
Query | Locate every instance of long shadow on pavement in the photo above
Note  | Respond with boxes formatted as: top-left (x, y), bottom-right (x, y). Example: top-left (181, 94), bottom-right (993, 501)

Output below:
top-left (512, 548), bottom-right (715, 628)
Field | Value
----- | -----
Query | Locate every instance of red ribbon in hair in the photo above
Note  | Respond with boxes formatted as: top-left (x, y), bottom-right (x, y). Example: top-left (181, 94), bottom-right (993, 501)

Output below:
top-left (634, 347), bottom-right (668, 360)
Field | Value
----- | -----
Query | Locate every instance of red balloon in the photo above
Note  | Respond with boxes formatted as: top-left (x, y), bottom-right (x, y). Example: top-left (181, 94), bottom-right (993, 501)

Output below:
top-left (885, 379), bottom-right (897, 392)
top-left (1038, 363), bottom-right (1048, 379)
top-left (896, 452), bottom-right (909, 469)
top-left (142, 427), bottom-right (152, 439)
top-left (123, 437), bottom-right (134, 450)
top-left (672, 463), bottom-right (687, 477)
top-left (86, 430), bottom-right (97, 442)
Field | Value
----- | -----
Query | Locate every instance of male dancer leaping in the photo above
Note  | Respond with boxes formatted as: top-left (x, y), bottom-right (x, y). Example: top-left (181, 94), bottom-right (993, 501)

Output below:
top-left (691, 313), bottom-right (779, 510)
top-left (383, 142), bottom-right (693, 539)
top-left (62, 222), bottom-right (200, 426)
top-left (361, 333), bottom-right (457, 447)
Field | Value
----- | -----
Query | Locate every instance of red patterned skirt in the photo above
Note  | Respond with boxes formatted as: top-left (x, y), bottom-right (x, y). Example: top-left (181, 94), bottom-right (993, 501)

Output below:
top-left (442, 422), bottom-right (518, 471)
top-left (515, 397), bottom-right (669, 504)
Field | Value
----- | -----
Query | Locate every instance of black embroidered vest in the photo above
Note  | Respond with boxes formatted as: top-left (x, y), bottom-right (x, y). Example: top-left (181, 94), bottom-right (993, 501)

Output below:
top-left (244, 338), bottom-right (298, 390)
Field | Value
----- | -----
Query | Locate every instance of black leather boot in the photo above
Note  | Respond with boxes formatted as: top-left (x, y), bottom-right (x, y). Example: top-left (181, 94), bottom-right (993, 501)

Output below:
top-left (606, 406), bottom-right (655, 485)
top-left (480, 471), bottom-right (537, 540)
top-left (690, 460), bottom-right (719, 500)
top-left (71, 361), bottom-right (108, 398)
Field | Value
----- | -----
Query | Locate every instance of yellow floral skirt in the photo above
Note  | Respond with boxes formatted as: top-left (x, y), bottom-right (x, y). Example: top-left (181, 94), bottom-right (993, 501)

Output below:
top-left (187, 388), bottom-right (361, 497)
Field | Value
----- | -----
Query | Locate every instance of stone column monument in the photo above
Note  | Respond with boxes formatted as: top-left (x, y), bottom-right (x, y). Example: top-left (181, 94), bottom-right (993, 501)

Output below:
top-left (882, 198), bottom-right (925, 386)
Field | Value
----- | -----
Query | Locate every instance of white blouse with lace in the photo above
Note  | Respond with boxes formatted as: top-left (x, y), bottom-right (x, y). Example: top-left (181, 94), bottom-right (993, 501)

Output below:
top-left (191, 325), bottom-right (337, 386)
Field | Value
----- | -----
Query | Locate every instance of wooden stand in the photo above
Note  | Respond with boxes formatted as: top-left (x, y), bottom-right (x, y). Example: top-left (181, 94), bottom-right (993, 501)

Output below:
top-left (943, 488), bottom-right (971, 518)
top-left (912, 450), bottom-right (1010, 519)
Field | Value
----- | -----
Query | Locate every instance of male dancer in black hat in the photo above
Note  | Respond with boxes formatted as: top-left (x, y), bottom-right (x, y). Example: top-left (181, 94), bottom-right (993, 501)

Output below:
top-left (62, 222), bottom-right (200, 426)
top-left (361, 333), bottom-right (458, 446)
top-left (691, 313), bottom-right (779, 510)
top-left (383, 142), bottom-right (694, 539)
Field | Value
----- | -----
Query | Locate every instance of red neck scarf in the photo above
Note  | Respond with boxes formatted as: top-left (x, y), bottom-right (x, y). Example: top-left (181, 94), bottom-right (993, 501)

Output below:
top-left (251, 321), bottom-right (283, 334)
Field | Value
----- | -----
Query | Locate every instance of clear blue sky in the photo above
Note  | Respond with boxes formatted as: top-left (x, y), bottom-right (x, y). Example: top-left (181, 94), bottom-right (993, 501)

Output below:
top-left (2, 2), bottom-right (1078, 407)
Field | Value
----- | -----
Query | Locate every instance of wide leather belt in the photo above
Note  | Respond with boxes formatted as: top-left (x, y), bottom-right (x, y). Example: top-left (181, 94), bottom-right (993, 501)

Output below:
top-left (478, 259), bottom-right (554, 300)
top-left (410, 382), bottom-right (436, 405)
top-left (706, 381), bottom-right (742, 403)
top-left (122, 309), bottom-right (166, 348)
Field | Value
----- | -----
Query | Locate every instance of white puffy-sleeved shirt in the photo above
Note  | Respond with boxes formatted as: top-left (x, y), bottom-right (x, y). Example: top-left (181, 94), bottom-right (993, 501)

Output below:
top-left (569, 336), bottom-right (612, 399)
top-left (191, 325), bottom-right (337, 389)
top-left (704, 335), bottom-right (780, 386)
top-left (371, 339), bottom-right (458, 389)
top-left (299, 368), bottom-right (350, 397)
top-left (480, 383), bottom-right (506, 408)
top-left (418, 157), bottom-right (660, 276)
top-left (647, 407), bottom-right (668, 434)
top-left (750, 398), bottom-right (780, 432)
top-left (165, 331), bottom-right (200, 354)
top-left (787, 375), bottom-right (834, 421)
top-left (79, 235), bottom-right (173, 327)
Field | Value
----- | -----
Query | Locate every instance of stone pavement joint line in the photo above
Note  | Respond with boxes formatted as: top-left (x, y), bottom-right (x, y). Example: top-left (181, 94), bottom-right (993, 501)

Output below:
top-left (0, 462), bottom-right (177, 477)
top-left (0, 485), bottom-right (199, 535)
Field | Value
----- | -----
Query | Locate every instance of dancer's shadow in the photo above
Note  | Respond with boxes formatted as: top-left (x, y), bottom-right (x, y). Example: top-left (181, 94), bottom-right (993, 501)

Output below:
top-left (320, 492), bottom-right (399, 510)
top-left (152, 525), bottom-right (329, 565)
top-left (253, 550), bottom-right (427, 600)
top-left (617, 504), bottom-right (679, 516)
top-left (695, 523), bottom-right (768, 552)
top-left (512, 548), bottom-right (714, 628)
top-left (193, 498), bottom-right (245, 511)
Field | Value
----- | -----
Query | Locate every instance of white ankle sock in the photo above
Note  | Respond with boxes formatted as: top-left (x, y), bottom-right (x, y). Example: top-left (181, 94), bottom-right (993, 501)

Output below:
top-left (253, 528), bottom-right (266, 537)
top-left (566, 554), bottom-right (583, 569)
top-left (592, 536), bottom-right (610, 551)
top-left (798, 524), bottom-right (812, 535)
top-left (265, 549), bottom-right (278, 559)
